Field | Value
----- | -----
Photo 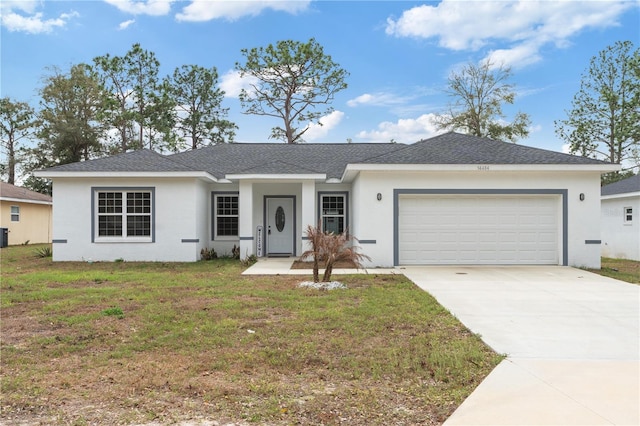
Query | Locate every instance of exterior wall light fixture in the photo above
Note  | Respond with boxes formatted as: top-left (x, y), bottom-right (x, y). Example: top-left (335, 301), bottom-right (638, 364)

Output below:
top-left (579, 193), bottom-right (585, 201)
top-left (377, 193), bottom-right (382, 201)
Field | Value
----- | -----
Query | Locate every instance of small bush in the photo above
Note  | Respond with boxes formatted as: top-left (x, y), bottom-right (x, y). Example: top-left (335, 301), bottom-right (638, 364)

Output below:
top-left (231, 244), bottom-right (240, 260)
top-left (200, 247), bottom-right (217, 260)
top-left (34, 246), bottom-right (52, 258)
top-left (242, 254), bottom-right (258, 266)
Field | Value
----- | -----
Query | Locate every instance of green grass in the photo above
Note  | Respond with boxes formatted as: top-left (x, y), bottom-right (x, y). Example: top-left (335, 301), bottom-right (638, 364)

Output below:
top-left (1, 244), bottom-right (502, 425)
top-left (588, 257), bottom-right (640, 284)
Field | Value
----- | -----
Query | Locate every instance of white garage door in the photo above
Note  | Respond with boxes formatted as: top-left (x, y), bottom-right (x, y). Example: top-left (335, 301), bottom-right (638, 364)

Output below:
top-left (398, 195), bottom-right (560, 265)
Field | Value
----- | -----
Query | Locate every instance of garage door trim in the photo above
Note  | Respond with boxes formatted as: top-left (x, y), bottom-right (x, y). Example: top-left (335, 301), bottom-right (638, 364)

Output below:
top-left (393, 189), bottom-right (568, 266)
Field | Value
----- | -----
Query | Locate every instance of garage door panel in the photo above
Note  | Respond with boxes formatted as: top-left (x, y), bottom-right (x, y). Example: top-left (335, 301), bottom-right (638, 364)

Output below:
top-left (399, 195), bottom-right (559, 265)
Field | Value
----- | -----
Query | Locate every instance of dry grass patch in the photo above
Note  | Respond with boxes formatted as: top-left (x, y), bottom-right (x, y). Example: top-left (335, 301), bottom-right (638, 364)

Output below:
top-left (588, 257), bottom-right (640, 284)
top-left (1, 244), bottom-right (501, 425)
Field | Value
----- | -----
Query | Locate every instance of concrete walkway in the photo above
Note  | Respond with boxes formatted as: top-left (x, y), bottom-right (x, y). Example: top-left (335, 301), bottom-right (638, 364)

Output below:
top-left (243, 260), bottom-right (640, 425)
top-left (403, 266), bottom-right (639, 425)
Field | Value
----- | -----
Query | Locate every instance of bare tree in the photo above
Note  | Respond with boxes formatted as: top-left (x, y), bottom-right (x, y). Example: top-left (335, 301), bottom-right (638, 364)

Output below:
top-left (433, 60), bottom-right (530, 143)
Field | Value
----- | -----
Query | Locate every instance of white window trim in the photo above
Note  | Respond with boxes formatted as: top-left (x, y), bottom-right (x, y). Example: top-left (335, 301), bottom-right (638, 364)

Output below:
top-left (624, 206), bottom-right (633, 224)
top-left (318, 192), bottom-right (348, 234)
top-left (212, 192), bottom-right (239, 241)
top-left (10, 205), bottom-right (19, 222)
top-left (92, 188), bottom-right (155, 243)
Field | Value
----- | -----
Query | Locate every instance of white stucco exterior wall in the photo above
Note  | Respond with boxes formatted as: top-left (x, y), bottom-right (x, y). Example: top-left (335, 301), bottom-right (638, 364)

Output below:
top-left (350, 170), bottom-right (604, 269)
top-left (51, 177), bottom-right (205, 262)
top-left (601, 194), bottom-right (639, 261)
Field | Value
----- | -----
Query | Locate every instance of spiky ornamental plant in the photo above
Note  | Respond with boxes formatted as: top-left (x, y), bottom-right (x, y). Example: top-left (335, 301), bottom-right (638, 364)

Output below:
top-left (300, 224), bottom-right (370, 283)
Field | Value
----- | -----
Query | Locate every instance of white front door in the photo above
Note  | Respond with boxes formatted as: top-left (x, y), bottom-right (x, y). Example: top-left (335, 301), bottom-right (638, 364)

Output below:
top-left (266, 197), bottom-right (294, 256)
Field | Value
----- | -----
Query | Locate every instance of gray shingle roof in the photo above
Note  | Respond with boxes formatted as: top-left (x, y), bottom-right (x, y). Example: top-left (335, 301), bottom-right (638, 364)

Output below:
top-left (38, 132), bottom-right (612, 179)
top-left (601, 174), bottom-right (640, 196)
top-left (41, 149), bottom-right (197, 173)
top-left (361, 132), bottom-right (610, 165)
top-left (168, 142), bottom-right (401, 179)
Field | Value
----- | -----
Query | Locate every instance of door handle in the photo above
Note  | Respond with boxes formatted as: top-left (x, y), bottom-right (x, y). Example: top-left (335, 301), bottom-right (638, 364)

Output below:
top-left (268, 226), bottom-right (271, 235)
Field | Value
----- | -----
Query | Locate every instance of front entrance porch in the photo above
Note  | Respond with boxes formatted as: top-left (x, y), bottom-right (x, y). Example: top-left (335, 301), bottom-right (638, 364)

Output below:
top-left (237, 180), bottom-right (317, 260)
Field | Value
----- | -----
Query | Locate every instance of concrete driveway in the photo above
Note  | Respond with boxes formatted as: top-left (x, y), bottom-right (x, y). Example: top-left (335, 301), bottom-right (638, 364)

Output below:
top-left (402, 266), bottom-right (640, 426)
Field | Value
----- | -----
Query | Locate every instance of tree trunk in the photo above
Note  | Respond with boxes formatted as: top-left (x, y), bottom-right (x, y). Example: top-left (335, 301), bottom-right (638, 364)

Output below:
top-left (7, 132), bottom-right (15, 184)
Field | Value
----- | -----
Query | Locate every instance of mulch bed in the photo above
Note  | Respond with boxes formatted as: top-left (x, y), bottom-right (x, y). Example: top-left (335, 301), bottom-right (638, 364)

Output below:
top-left (290, 260), bottom-right (358, 269)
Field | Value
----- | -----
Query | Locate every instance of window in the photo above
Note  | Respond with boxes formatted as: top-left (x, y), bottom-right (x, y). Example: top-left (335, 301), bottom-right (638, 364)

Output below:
top-left (94, 189), bottom-right (153, 241)
top-left (624, 207), bottom-right (633, 224)
top-left (10, 206), bottom-right (19, 222)
top-left (320, 193), bottom-right (347, 234)
top-left (213, 193), bottom-right (239, 238)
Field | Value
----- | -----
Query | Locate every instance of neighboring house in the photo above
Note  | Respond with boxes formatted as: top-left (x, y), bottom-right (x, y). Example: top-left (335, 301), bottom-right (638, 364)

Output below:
top-left (0, 182), bottom-right (53, 245)
top-left (601, 174), bottom-right (640, 261)
top-left (34, 132), bottom-right (617, 268)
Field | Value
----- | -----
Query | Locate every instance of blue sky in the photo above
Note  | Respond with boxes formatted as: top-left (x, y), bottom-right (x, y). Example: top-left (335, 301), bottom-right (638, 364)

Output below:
top-left (1, 0), bottom-right (638, 154)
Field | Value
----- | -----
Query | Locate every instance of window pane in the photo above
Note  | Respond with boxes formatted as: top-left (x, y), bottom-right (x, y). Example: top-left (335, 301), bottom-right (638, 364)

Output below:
top-left (98, 216), bottom-right (122, 236)
top-left (217, 196), bottom-right (238, 216)
top-left (323, 216), bottom-right (344, 234)
top-left (322, 196), bottom-right (344, 215)
top-left (127, 192), bottom-right (151, 214)
top-left (217, 217), bottom-right (238, 236)
top-left (11, 206), bottom-right (19, 222)
top-left (98, 192), bottom-right (122, 214)
top-left (127, 216), bottom-right (151, 236)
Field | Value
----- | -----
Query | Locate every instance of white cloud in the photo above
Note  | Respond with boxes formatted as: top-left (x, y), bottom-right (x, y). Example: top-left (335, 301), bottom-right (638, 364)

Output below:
top-left (356, 114), bottom-right (441, 144)
top-left (386, 0), bottom-right (634, 68)
top-left (303, 111), bottom-right (344, 141)
top-left (118, 19), bottom-right (135, 30)
top-left (1, 1), bottom-right (39, 14)
top-left (219, 70), bottom-right (259, 98)
top-left (176, 0), bottom-right (311, 22)
top-left (103, 0), bottom-right (174, 16)
top-left (0, 1), bottom-right (79, 34)
top-left (347, 92), bottom-right (410, 108)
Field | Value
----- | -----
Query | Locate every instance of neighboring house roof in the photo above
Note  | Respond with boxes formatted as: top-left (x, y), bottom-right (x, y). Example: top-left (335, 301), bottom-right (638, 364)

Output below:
top-left (0, 182), bottom-right (52, 204)
top-left (601, 174), bottom-right (640, 196)
top-left (35, 132), bottom-right (615, 181)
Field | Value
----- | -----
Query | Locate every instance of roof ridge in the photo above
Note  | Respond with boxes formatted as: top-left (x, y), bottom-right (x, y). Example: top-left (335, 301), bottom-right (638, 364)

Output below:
top-left (236, 159), bottom-right (323, 174)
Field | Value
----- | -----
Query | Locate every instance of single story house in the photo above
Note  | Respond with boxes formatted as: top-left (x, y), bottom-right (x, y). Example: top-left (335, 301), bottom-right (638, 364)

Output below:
top-left (34, 132), bottom-right (618, 268)
top-left (0, 182), bottom-right (53, 245)
top-left (601, 174), bottom-right (639, 261)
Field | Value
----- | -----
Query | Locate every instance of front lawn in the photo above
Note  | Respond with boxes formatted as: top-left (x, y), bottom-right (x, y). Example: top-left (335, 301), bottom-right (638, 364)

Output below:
top-left (0, 244), bottom-right (501, 425)
top-left (589, 257), bottom-right (640, 284)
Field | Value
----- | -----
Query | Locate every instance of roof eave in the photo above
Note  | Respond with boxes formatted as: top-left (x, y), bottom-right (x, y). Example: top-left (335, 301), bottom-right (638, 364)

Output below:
top-left (225, 173), bottom-right (327, 181)
top-left (343, 162), bottom-right (620, 173)
top-left (0, 197), bottom-right (52, 205)
top-left (601, 191), bottom-right (640, 199)
top-left (33, 170), bottom-right (218, 182)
